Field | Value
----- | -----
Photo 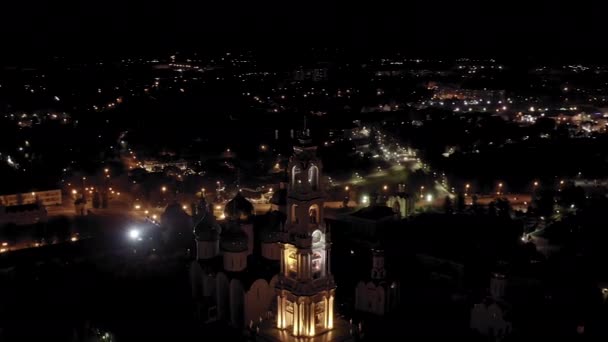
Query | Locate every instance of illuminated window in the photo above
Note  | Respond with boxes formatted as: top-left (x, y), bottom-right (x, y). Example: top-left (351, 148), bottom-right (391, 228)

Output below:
top-left (291, 204), bottom-right (299, 224)
top-left (292, 166), bottom-right (301, 189)
top-left (308, 205), bottom-right (320, 224)
top-left (308, 165), bottom-right (319, 190)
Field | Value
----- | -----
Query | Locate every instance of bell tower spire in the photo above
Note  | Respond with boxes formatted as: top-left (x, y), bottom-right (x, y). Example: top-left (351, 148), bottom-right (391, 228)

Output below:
top-left (276, 139), bottom-right (336, 337)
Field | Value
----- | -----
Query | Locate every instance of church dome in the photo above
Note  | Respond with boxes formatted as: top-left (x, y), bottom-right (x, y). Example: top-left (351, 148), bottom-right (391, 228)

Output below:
top-left (164, 201), bottom-right (186, 216)
top-left (224, 192), bottom-right (254, 220)
top-left (193, 212), bottom-right (221, 241)
top-left (220, 222), bottom-right (248, 252)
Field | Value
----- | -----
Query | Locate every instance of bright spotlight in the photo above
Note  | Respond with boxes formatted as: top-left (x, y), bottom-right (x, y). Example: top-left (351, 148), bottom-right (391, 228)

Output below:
top-left (129, 229), bottom-right (141, 240)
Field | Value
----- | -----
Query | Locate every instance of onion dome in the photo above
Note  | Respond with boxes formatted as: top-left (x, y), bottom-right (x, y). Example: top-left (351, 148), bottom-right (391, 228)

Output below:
top-left (164, 201), bottom-right (185, 216)
top-left (193, 211), bottom-right (221, 241)
top-left (192, 198), bottom-right (209, 220)
top-left (220, 222), bottom-right (248, 252)
top-left (224, 192), bottom-right (254, 221)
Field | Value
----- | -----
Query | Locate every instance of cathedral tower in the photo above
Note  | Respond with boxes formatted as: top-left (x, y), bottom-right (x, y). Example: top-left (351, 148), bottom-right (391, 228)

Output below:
top-left (276, 133), bottom-right (336, 337)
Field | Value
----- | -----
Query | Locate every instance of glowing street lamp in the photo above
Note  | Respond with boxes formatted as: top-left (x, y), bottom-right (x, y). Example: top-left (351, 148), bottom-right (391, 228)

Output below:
top-left (383, 185), bottom-right (388, 191)
top-left (161, 186), bottom-right (167, 192)
top-left (344, 186), bottom-right (350, 191)
top-left (128, 228), bottom-right (141, 240)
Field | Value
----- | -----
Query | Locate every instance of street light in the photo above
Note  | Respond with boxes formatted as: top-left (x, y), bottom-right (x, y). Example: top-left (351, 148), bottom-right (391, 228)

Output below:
top-left (383, 185), bottom-right (388, 191)
top-left (128, 228), bottom-right (141, 240)
top-left (344, 186), bottom-right (349, 191)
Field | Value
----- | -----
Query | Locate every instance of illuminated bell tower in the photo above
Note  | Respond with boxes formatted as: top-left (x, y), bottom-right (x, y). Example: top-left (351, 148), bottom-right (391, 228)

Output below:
top-left (276, 131), bottom-right (336, 337)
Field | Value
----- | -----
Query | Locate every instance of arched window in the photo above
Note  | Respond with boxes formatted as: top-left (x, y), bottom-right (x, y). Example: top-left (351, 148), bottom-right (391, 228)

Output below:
top-left (392, 200), bottom-right (401, 214)
top-left (311, 230), bottom-right (322, 244)
top-left (308, 204), bottom-right (320, 224)
top-left (308, 165), bottom-right (319, 191)
top-left (291, 204), bottom-right (299, 224)
top-left (292, 166), bottom-right (301, 189)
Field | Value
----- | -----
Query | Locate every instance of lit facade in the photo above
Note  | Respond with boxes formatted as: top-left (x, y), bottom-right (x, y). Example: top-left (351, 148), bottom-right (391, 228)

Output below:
top-left (276, 139), bottom-right (336, 337)
top-left (0, 189), bottom-right (61, 206)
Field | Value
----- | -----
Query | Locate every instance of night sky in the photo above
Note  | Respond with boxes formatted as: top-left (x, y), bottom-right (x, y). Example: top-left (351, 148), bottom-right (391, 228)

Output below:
top-left (0, 0), bottom-right (605, 58)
